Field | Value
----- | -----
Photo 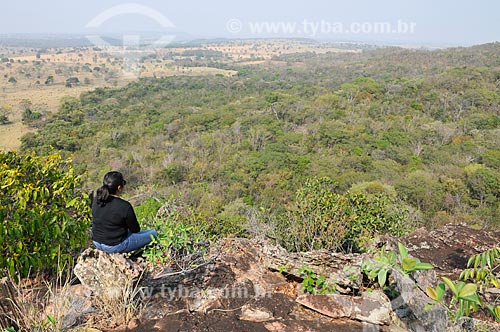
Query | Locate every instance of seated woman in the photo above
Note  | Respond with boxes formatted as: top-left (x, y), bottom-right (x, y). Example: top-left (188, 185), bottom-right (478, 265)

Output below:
top-left (91, 171), bottom-right (157, 254)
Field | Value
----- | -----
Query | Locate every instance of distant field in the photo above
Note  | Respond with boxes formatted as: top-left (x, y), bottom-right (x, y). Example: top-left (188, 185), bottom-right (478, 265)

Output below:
top-left (0, 39), bottom-right (359, 151)
top-left (0, 84), bottom-right (94, 150)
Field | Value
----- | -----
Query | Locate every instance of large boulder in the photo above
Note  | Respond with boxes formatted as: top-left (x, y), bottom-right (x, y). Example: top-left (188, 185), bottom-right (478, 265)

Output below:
top-left (73, 248), bottom-right (143, 298)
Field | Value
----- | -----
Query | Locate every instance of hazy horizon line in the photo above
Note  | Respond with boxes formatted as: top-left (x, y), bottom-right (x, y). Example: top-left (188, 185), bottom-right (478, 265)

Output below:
top-left (0, 31), bottom-right (497, 49)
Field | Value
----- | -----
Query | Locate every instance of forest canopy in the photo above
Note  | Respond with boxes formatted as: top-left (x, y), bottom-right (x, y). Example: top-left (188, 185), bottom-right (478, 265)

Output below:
top-left (21, 42), bottom-right (500, 238)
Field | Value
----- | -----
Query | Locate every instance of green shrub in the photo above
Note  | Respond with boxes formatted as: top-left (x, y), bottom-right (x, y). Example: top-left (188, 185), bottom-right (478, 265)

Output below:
top-left (142, 199), bottom-right (209, 268)
top-left (427, 277), bottom-right (482, 322)
top-left (299, 266), bottom-right (336, 294)
top-left (277, 177), bottom-right (351, 252)
top-left (361, 243), bottom-right (433, 288)
top-left (0, 151), bottom-right (90, 278)
top-left (142, 216), bottom-right (207, 268)
top-left (135, 197), bottom-right (163, 222)
top-left (344, 192), bottom-right (410, 251)
top-left (277, 177), bottom-right (412, 252)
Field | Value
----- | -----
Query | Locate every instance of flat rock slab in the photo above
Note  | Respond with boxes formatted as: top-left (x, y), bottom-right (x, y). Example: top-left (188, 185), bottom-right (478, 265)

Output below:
top-left (296, 290), bottom-right (391, 325)
top-left (402, 224), bottom-right (500, 278)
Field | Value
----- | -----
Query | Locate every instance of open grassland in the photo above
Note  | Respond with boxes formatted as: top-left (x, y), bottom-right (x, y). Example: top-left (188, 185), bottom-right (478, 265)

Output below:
top-left (0, 84), bottom-right (94, 150)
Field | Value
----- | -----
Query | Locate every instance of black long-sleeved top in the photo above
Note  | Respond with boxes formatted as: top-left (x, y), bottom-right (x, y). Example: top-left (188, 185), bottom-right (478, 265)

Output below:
top-left (91, 196), bottom-right (140, 246)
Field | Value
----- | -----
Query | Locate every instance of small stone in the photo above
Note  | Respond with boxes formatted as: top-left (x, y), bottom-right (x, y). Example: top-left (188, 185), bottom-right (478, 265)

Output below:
top-left (239, 304), bottom-right (274, 322)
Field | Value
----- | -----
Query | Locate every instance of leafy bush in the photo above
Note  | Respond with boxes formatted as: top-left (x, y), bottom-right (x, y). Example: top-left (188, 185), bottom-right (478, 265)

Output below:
top-left (277, 177), bottom-right (350, 252)
top-left (426, 277), bottom-right (482, 322)
top-left (134, 197), bottom-right (163, 222)
top-left (424, 247), bottom-right (500, 323)
top-left (0, 151), bottom-right (90, 278)
top-left (361, 242), bottom-right (433, 288)
top-left (299, 266), bottom-right (336, 294)
top-left (344, 192), bottom-right (411, 251)
top-left (142, 199), bottom-right (209, 269)
top-left (277, 177), bottom-right (412, 252)
top-left (460, 247), bottom-right (500, 290)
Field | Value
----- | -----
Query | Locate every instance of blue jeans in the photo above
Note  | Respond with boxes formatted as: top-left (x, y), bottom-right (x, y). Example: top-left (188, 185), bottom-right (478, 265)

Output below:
top-left (93, 230), bottom-right (157, 254)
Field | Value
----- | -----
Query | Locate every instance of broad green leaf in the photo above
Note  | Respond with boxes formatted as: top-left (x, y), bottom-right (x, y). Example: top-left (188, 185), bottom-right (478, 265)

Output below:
top-left (398, 242), bottom-right (409, 260)
top-left (426, 287), bottom-right (438, 301)
top-left (442, 277), bottom-right (457, 296)
top-left (402, 257), bottom-right (416, 272)
top-left (66, 197), bottom-right (78, 208)
top-left (460, 294), bottom-right (480, 304)
top-left (436, 283), bottom-right (446, 300)
top-left (495, 306), bottom-right (500, 320)
top-left (378, 268), bottom-right (387, 287)
top-left (414, 262), bottom-right (433, 270)
top-left (455, 281), bottom-right (466, 295)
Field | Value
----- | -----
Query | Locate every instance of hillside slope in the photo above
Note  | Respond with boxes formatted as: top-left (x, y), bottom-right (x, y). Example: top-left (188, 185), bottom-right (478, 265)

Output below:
top-left (21, 42), bottom-right (500, 228)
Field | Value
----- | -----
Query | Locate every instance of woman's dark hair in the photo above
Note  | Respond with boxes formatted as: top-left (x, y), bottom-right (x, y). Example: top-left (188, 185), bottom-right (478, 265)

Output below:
top-left (94, 171), bottom-right (126, 206)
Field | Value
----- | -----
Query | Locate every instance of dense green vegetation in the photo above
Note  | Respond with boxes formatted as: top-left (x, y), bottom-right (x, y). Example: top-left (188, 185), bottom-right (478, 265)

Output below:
top-left (0, 151), bottom-right (90, 277)
top-left (277, 177), bottom-right (410, 252)
top-left (20, 43), bottom-right (500, 247)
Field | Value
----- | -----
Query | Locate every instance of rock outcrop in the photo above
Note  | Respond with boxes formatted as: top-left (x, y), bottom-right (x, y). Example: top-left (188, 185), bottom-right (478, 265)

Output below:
top-left (401, 224), bottom-right (500, 278)
top-left (262, 243), bottom-right (364, 294)
top-left (73, 248), bottom-right (143, 299)
top-left (70, 224), bottom-right (500, 332)
top-left (390, 270), bottom-right (447, 332)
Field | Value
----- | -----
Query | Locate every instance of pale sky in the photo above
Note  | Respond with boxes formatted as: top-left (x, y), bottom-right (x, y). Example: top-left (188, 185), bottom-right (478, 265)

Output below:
top-left (0, 0), bottom-right (498, 46)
